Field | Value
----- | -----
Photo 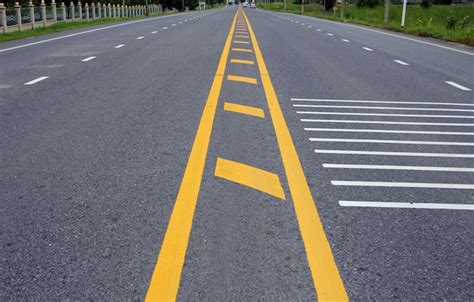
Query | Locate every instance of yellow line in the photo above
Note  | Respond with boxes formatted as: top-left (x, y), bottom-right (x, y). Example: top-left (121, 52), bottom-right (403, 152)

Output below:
top-left (224, 102), bottom-right (265, 118)
top-left (145, 10), bottom-right (239, 302)
top-left (234, 40), bottom-right (250, 44)
top-left (232, 47), bottom-right (253, 53)
top-left (227, 75), bottom-right (258, 85)
top-left (230, 59), bottom-right (254, 65)
top-left (215, 157), bottom-right (285, 200)
top-left (242, 9), bottom-right (349, 302)
top-left (235, 35), bottom-right (249, 39)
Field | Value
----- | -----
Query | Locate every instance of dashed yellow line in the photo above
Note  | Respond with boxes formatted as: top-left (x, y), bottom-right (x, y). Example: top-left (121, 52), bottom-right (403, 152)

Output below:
top-left (215, 157), bottom-right (285, 200)
top-left (232, 47), bottom-right (253, 53)
top-left (227, 75), bottom-right (258, 85)
top-left (144, 10), bottom-right (239, 302)
top-left (230, 59), bottom-right (254, 65)
top-left (224, 102), bottom-right (265, 118)
top-left (242, 9), bottom-right (348, 301)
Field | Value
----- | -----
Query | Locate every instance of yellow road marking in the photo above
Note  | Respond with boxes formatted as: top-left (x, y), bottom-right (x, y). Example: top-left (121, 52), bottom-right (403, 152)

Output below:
top-left (145, 10), bottom-right (239, 302)
top-left (242, 9), bottom-right (349, 302)
top-left (235, 35), bottom-right (249, 39)
top-left (232, 47), bottom-right (253, 53)
top-left (224, 102), bottom-right (265, 118)
top-left (235, 31), bottom-right (248, 34)
top-left (227, 75), bottom-right (258, 85)
top-left (234, 40), bottom-right (250, 44)
top-left (230, 59), bottom-right (254, 65)
top-left (215, 157), bottom-right (285, 200)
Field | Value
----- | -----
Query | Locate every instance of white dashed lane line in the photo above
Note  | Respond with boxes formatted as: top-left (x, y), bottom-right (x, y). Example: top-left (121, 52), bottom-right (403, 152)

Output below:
top-left (115, 44), bottom-right (125, 48)
top-left (342, 39), bottom-right (350, 42)
top-left (362, 47), bottom-right (373, 51)
top-left (172, 24), bottom-right (176, 26)
top-left (394, 59), bottom-right (409, 66)
top-left (445, 81), bottom-right (472, 91)
top-left (151, 31), bottom-right (158, 34)
top-left (316, 28), bottom-right (322, 31)
top-left (327, 33), bottom-right (334, 36)
top-left (81, 56), bottom-right (96, 62)
top-left (163, 27), bottom-right (168, 29)
top-left (136, 36), bottom-right (145, 40)
top-left (24, 76), bottom-right (49, 85)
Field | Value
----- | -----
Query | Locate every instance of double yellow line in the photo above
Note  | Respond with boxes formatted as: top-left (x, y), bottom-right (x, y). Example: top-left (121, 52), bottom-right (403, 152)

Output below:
top-left (145, 9), bottom-right (348, 302)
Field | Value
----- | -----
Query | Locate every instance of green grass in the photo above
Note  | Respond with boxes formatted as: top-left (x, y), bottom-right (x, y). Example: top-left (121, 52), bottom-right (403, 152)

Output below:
top-left (257, 3), bottom-right (474, 46)
top-left (0, 13), bottom-right (178, 43)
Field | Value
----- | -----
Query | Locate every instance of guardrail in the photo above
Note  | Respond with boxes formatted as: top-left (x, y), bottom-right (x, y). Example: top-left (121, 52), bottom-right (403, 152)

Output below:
top-left (0, 1), bottom-right (164, 33)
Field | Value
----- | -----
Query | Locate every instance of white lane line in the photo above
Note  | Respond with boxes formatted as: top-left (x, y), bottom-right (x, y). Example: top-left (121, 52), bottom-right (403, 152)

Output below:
top-left (300, 119), bottom-right (474, 127)
top-left (445, 81), bottom-right (472, 91)
top-left (315, 150), bottom-right (474, 158)
top-left (151, 31), bottom-right (158, 34)
top-left (163, 27), bottom-right (168, 29)
top-left (291, 98), bottom-right (474, 107)
top-left (179, 21), bottom-right (183, 24)
top-left (339, 201), bottom-right (474, 210)
top-left (296, 111), bottom-right (474, 119)
top-left (24, 76), bottom-right (49, 85)
top-left (0, 12), bottom-right (196, 53)
top-left (115, 44), bottom-right (125, 48)
top-left (308, 25), bottom-right (312, 28)
top-left (323, 164), bottom-right (474, 172)
top-left (362, 47), bottom-right (374, 51)
top-left (332, 181), bottom-right (474, 189)
top-left (305, 128), bottom-right (474, 135)
top-left (172, 24), bottom-right (176, 26)
top-left (293, 104), bottom-right (474, 113)
top-left (327, 33), bottom-right (334, 36)
top-left (184, 19), bottom-right (188, 21)
top-left (342, 39), bottom-right (350, 42)
top-left (394, 59), bottom-right (409, 66)
top-left (136, 36), bottom-right (145, 40)
top-left (301, 23), bottom-right (305, 25)
top-left (278, 11), bottom-right (474, 56)
top-left (310, 138), bottom-right (474, 146)
top-left (81, 56), bottom-right (96, 62)
top-left (316, 28), bottom-right (322, 31)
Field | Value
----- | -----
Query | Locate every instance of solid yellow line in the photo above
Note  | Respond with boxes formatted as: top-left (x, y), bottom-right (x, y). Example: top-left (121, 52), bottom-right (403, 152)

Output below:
top-left (145, 10), bottom-right (239, 302)
top-left (235, 35), bottom-right (249, 39)
top-left (234, 40), bottom-right (250, 45)
top-left (215, 157), bottom-right (285, 200)
top-left (232, 47), bottom-right (253, 53)
top-left (227, 75), bottom-right (258, 85)
top-left (224, 102), bottom-right (265, 118)
top-left (230, 59), bottom-right (254, 65)
top-left (242, 9), bottom-right (349, 302)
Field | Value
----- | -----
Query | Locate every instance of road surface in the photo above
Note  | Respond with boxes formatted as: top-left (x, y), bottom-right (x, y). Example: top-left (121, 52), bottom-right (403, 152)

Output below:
top-left (1, 6), bottom-right (473, 301)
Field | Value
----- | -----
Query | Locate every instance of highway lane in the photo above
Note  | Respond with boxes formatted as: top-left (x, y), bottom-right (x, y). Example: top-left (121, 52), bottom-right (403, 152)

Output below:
top-left (1, 5), bottom-right (473, 301)
top-left (246, 7), bottom-right (473, 300)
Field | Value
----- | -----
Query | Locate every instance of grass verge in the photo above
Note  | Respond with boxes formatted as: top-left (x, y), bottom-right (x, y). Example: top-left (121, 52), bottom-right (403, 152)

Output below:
top-left (257, 3), bottom-right (474, 46)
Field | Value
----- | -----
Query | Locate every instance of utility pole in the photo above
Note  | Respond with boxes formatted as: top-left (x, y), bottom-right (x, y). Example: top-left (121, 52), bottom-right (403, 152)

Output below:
top-left (182, 0), bottom-right (185, 10)
top-left (145, 0), bottom-right (148, 15)
top-left (384, 0), bottom-right (390, 25)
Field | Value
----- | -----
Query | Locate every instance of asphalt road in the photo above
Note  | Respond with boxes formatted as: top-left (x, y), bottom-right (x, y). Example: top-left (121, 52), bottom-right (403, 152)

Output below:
top-left (1, 6), bottom-right (473, 301)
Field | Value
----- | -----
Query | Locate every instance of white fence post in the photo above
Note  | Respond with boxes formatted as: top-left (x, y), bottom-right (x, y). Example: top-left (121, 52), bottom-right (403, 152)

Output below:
top-left (61, 2), bottom-right (66, 22)
top-left (40, 0), bottom-right (46, 27)
top-left (107, 3), bottom-right (111, 18)
top-left (28, 1), bottom-right (35, 29)
top-left (15, 2), bottom-right (21, 31)
top-left (91, 2), bottom-right (95, 18)
top-left (70, 2), bottom-right (74, 21)
top-left (85, 2), bottom-right (89, 20)
top-left (51, 0), bottom-right (57, 23)
top-left (0, 3), bottom-right (6, 33)
top-left (78, 1), bottom-right (82, 19)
